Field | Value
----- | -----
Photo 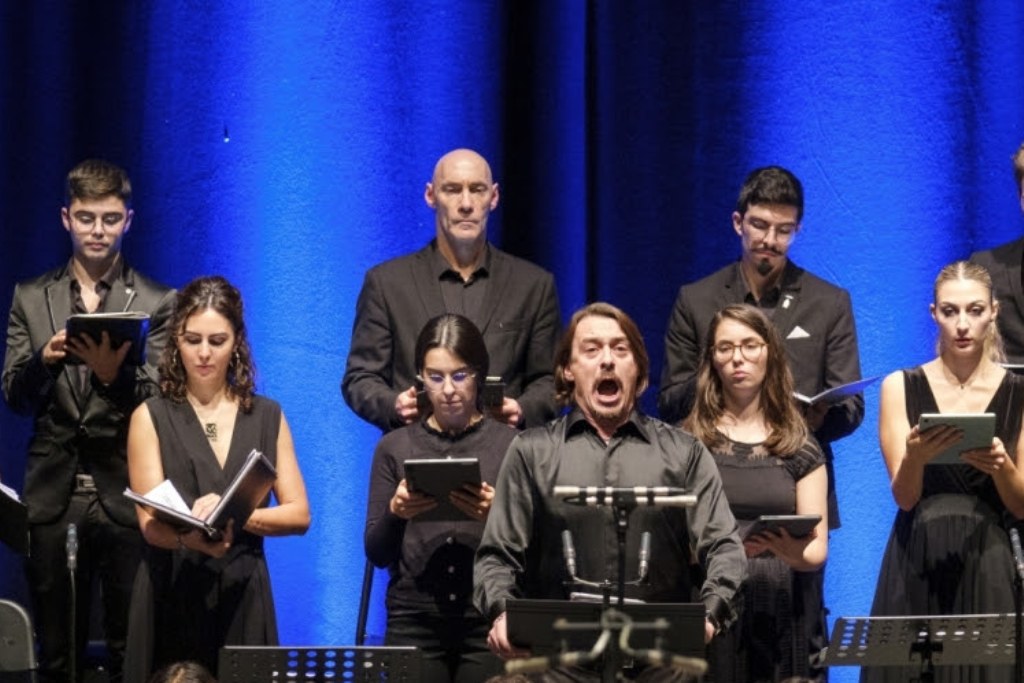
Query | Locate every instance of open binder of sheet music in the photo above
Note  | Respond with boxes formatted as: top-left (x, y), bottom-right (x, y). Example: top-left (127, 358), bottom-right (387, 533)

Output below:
top-left (124, 448), bottom-right (276, 540)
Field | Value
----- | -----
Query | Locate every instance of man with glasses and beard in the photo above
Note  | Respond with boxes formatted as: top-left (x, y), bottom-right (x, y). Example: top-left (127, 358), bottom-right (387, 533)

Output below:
top-left (658, 166), bottom-right (863, 675)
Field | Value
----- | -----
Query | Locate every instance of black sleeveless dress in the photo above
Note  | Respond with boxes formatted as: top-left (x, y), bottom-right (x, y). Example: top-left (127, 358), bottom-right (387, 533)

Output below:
top-left (861, 368), bottom-right (1023, 682)
top-left (124, 395), bottom-right (281, 681)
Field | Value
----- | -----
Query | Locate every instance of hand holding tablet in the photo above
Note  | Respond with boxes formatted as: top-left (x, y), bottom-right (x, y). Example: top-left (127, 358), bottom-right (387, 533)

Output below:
top-left (918, 413), bottom-right (996, 465)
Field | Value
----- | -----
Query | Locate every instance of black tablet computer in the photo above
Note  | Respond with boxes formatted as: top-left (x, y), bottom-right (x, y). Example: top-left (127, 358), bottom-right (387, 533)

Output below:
top-left (743, 514), bottom-right (821, 540)
top-left (918, 413), bottom-right (996, 465)
top-left (403, 458), bottom-right (481, 522)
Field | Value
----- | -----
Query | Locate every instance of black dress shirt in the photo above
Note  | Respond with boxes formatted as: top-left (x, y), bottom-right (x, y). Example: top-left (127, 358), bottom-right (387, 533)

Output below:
top-left (473, 409), bottom-right (746, 629)
top-left (365, 417), bottom-right (516, 616)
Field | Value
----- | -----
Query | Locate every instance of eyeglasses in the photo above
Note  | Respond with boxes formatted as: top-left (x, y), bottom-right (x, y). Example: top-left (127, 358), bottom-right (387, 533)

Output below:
top-left (713, 341), bottom-right (767, 362)
top-left (69, 211), bottom-right (127, 231)
top-left (745, 217), bottom-right (797, 243)
top-left (421, 370), bottom-right (476, 391)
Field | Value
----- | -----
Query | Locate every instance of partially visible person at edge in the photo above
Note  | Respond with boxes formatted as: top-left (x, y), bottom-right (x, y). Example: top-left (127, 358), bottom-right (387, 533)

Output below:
top-left (970, 141), bottom-right (1024, 364)
top-left (2, 159), bottom-right (175, 682)
top-left (365, 314), bottom-right (514, 682)
top-left (124, 276), bottom-right (311, 680)
top-left (685, 304), bottom-right (828, 682)
top-left (475, 302), bottom-right (746, 682)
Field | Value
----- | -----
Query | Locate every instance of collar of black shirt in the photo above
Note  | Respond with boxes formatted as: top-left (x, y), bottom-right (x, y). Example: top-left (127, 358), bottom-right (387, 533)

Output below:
top-left (564, 408), bottom-right (651, 443)
top-left (432, 240), bottom-right (491, 284)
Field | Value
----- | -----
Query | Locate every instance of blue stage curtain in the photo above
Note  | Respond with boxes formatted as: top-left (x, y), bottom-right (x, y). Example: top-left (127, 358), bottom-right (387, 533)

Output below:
top-left (2, 4), bottom-right (1023, 679)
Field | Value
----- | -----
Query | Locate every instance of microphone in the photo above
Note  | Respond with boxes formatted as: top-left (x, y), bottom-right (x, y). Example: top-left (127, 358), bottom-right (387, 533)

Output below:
top-left (553, 485), bottom-right (696, 508)
top-left (66, 523), bottom-right (78, 572)
top-left (1010, 528), bottom-right (1024, 580)
top-left (638, 531), bottom-right (651, 582)
top-left (561, 530), bottom-right (578, 580)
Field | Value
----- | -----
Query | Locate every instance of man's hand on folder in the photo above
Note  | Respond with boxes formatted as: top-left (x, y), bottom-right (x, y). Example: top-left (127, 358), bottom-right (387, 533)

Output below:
top-left (65, 329), bottom-right (132, 383)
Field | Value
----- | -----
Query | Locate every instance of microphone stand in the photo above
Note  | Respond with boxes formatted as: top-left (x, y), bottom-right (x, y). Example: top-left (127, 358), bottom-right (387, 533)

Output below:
top-left (557, 494), bottom-right (664, 683)
top-left (67, 522), bottom-right (78, 683)
top-left (1011, 528), bottom-right (1024, 683)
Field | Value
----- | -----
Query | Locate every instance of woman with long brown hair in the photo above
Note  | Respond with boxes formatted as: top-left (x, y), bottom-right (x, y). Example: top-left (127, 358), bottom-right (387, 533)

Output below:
top-left (686, 303), bottom-right (828, 682)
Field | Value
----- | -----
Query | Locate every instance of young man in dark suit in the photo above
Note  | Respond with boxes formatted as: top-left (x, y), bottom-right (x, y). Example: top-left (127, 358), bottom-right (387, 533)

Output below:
top-left (970, 142), bottom-right (1024, 364)
top-left (2, 159), bottom-right (175, 682)
top-left (343, 148), bottom-right (561, 432)
top-left (658, 166), bottom-right (863, 676)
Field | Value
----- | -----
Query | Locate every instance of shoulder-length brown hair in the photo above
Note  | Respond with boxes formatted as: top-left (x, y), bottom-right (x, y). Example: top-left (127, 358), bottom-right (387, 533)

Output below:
top-left (684, 304), bottom-right (806, 456)
top-left (159, 275), bottom-right (256, 412)
top-left (553, 302), bottom-right (649, 407)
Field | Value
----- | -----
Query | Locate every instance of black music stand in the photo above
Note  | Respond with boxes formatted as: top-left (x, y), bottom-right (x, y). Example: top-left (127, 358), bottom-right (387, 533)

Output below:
top-left (507, 599), bottom-right (706, 659)
top-left (218, 645), bottom-right (421, 682)
top-left (0, 488), bottom-right (28, 557)
top-left (826, 614), bottom-right (1015, 681)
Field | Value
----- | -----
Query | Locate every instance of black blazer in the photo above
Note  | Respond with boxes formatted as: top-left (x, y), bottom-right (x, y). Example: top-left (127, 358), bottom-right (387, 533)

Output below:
top-left (971, 237), bottom-right (1024, 364)
top-left (658, 260), bottom-right (864, 528)
top-left (2, 262), bottom-right (175, 526)
top-left (342, 242), bottom-right (561, 432)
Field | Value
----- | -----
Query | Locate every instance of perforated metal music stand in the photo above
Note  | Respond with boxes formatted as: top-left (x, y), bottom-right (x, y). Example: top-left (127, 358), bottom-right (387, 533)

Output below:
top-left (218, 645), bottom-right (421, 682)
top-left (826, 614), bottom-right (1015, 676)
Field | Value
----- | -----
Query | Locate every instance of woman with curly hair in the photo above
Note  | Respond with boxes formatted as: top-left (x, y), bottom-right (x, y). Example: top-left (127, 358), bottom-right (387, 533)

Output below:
top-left (124, 275), bottom-right (310, 679)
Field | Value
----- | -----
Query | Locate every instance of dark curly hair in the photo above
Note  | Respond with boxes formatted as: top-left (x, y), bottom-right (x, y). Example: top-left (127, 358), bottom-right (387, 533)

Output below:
top-left (159, 275), bottom-right (256, 412)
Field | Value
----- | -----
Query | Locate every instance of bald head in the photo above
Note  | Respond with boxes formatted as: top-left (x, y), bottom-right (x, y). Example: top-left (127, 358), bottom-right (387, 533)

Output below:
top-left (432, 148), bottom-right (494, 186)
top-left (425, 149), bottom-right (500, 264)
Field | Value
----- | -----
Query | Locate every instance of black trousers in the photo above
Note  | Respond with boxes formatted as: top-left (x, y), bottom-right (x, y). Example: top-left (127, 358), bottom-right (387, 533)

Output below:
top-left (385, 609), bottom-right (503, 683)
top-left (26, 485), bottom-right (142, 683)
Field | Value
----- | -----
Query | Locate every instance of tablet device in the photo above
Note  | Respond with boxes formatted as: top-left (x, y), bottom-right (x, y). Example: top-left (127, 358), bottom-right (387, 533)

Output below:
top-left (66, 312), bottom-right (151, 366)
top-left (918, 413), bottom-right (996, 465)
top-left (743, 514), bottom-right (821, 540)
top-left (403, 458), bottom-right (481, 522)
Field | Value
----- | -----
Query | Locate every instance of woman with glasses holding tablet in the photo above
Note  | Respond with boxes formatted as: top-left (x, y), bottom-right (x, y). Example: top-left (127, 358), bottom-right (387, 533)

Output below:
top-left (862, 261), bottom-right (1024, 683)
top-left (685, 304), bottom-right (828, 682)
top-left (364, 313), bottom-right (515, 683)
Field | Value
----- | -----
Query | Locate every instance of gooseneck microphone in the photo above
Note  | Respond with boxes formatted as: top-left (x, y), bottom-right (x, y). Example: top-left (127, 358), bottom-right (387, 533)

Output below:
top-left (553, 485), bottom-right (696, 508)
top-left (638, 531), bottom-right (651, 582)
top-left (66, 523), bottom-right (79, 572)
top-left (1011, 528), bottom-right (1024, 580)
top-left (561, 530), bottom-right (578, 580)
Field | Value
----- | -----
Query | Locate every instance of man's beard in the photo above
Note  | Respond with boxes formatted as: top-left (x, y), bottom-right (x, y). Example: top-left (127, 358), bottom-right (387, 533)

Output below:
top-left (756, 258), bottom-right (774, 276)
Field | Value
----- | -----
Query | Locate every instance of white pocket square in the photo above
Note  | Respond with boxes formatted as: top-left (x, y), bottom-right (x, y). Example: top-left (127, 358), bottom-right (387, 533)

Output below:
top-left (786, 326), bottom-right (811, 340)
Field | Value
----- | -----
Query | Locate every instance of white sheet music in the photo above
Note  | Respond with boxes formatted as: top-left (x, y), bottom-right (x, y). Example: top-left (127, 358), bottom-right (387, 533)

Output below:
top-left (141, 479), bottom-right (191, 514)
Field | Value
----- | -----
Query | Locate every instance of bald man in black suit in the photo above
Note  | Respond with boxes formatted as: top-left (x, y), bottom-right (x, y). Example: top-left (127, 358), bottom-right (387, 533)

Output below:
top-left (342, 149), bottom-right (561, 433)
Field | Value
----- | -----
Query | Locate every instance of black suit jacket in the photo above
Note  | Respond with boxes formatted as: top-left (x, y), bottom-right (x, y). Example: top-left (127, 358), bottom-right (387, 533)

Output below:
top-left (2, 262), bottom-right (175, 526)
top-left (971, 237), bottom-right (1024, 364)
top-left (342, 242), bottom-right (561, 432)
top-left (658, 261), bottom-right (864, 526)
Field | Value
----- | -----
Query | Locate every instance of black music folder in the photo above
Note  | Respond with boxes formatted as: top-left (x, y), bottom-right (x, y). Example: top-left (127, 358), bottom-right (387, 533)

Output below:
top-left (0, 482), bottom-right (29, 556)
top-left (124, 449), bottom-right (276, 540)
top-left (66, 312), bottom-right (151, 366)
